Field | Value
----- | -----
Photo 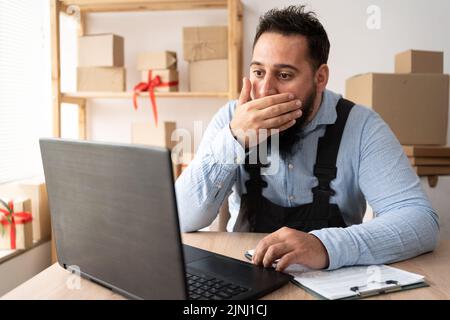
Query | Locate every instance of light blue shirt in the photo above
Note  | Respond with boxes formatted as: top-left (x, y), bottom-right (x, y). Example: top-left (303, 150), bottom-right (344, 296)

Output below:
top-left (175, 89), bottom-right (439, 270)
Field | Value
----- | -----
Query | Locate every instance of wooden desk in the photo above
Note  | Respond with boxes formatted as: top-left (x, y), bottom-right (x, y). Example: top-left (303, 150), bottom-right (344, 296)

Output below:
top-left (2, 232), bottom-right (449, 300)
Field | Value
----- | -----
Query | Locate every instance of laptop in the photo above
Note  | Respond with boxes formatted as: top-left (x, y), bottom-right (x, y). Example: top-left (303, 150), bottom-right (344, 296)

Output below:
top-left (39, 138), bottom-right (292, 300)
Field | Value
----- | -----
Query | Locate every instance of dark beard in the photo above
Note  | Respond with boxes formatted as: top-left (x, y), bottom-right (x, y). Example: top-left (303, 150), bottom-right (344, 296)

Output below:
top-left (276, 86), bottom-right (317, 160)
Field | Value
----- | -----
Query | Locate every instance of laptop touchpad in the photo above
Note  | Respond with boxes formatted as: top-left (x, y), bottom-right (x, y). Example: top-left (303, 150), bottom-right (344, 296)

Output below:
top-left (188, 256), bottom-right (260, 284)
top-left (183, 245), bottom-right (213, 263)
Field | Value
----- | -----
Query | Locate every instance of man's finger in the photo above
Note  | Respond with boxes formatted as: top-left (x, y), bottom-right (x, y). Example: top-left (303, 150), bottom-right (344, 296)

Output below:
top-left (276, 252), bottom-right (297, 272)
top-left (252, 232), bottom-right (281, 265)
top-left (238, 77), bottom-right (252, 106)
top-left (257, 99), bottom-right (302, 120)
top-left (246, 92), bottom-right (296, 111)
top-left (270, 119), bottom-right (296, 135)
top-left (262, 243), bottom-right (290, 268)
top-left (262, 109), bottom-right (302, 129)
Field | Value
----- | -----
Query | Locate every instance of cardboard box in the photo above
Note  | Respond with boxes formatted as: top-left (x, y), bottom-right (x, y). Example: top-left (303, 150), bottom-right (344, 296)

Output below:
top-left (180, 152), bottom-right (194, 172)
top-left (189, 59), bottom-right (228, 92)
top-left (172, 152), bottom-right (194, 178)
top-left (0, 198), bottom-right (33, 250)
top-left (140, 69), bottom-right (179, 92)
top-left (179, 152), bottom-right (194, 177)
top-left (131, 121), bottom-right (177, 150)
top-left (409, 157), bottom-right (450, 166)
top-left (77, 67), bottom-right (126, 92)
top-left (137, 51), bottom-right (177, 70)
top-left (346, 73), bottom-right (449, 145)
top-left (395, 50), bottom-right (443, 74)
top-left (78, 34), bottom-right (124, 67)
top-left (403, 145), bottom-right (450, 157)
top-left (183, 26), bottom-right (228, 61)
top-left (17, 178), bottom-right (51, 242)
top-left (413, 166), bottom-right (450, 176)
top-left (131, 122), bottom-right (179, 179)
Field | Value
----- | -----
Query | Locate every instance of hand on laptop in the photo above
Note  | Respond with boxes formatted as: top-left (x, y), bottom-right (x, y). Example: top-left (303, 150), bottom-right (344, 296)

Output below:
top-left (251, 227), bottom-right (329, 271)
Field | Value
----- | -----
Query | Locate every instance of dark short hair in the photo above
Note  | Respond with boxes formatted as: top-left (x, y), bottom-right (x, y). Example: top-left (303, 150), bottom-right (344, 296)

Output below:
top-left (253, 5), bottom-right (330, 70)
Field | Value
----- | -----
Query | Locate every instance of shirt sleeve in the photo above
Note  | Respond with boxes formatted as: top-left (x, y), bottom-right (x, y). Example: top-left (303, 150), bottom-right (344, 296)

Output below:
top-left (310, 111), bottom-right (439, 270)
top-left (175, 101), bottom-right (247, 232)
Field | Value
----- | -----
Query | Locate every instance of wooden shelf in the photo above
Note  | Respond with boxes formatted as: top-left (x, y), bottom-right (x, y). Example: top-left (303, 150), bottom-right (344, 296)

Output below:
top-left (60, 0), bottom-right (228, 12)
top-left (62, 91), bottom-right (229, 101)
top-left (51, 0), bottom-right (243, 139)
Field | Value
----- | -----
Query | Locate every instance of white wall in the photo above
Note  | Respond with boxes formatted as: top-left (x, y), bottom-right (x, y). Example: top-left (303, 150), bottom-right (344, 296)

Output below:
top-left (422, 176), bottom-right (450, 240)
top-left (60, 0), bottom-right (450, 236)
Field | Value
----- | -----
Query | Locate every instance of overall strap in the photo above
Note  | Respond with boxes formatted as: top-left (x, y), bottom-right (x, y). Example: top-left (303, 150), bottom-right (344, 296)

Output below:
top-left (244, 145), bottom-right (268, 195)
top-left (243, 145), bottom-right (268, 230)
top-left (312, 98), bottom-right (355, 204)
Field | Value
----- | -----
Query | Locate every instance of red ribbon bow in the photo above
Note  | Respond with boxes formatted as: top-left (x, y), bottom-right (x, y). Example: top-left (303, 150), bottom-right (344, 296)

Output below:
top-left (133, 70), bottom-right (179, 126)
top-left (0, 200), bottom-right (33, 250)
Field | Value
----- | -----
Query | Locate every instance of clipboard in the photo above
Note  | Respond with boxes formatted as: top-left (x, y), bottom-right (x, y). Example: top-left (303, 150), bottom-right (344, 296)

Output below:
top-left (244, 249), bottom-right (428, 300)
top-left (291, 277), bottom-right (429, 300)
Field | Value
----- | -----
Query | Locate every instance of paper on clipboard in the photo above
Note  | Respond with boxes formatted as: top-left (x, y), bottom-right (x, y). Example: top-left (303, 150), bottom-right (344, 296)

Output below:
top-left (293, 264), bottom-right (426, 300)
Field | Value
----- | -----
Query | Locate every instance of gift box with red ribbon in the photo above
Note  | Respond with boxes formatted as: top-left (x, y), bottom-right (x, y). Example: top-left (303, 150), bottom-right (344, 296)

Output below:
top-left (18, 178), bottom-right (51, 242)
top-left (140, 69), bottom-right (179, 92)
top-left (133, 69), bottom-right (179, 126)
top-left (0, 198), bottom-right (33, 250)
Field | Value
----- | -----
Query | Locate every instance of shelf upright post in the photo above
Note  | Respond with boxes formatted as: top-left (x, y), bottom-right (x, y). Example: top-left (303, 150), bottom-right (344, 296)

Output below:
top-left (77, 10), bottom-right (87, 140)
top-left (50, 0), bottom-right (62, 138)
top-left (50, 0), bottom-right (60, 264)
top-left (227, 0), bottom-right (243, 100)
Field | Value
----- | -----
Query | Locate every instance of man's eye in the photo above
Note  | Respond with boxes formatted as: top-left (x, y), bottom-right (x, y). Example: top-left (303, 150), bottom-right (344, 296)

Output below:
top-left (279, 72), bottom-right (292, 80)
top-left (253, 70), bottom-right (264, 77)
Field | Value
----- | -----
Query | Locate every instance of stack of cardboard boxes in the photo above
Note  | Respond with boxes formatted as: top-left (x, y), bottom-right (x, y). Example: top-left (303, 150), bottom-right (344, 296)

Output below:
top-left (77, 34), bottom-right (126, 92)
top-left (137, 51), bottom-right (179, 92)
top-left (346, 49), bottom-right (450, 176)
top-left (183, 26), bottom-right (228, 92)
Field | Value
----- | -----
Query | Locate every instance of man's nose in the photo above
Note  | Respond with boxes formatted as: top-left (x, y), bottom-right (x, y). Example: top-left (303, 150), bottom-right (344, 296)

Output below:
top-left (258, 74), bottom-right (278, 97)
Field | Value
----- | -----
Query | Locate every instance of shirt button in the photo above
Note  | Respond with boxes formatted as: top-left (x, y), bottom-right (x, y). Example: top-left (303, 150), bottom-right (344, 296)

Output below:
top-left (288, 163), bottom-right (294, 170)
top-left (288, 195), bottom-right (294, 200)
top-left (217, 183), bottom-right (222, 189)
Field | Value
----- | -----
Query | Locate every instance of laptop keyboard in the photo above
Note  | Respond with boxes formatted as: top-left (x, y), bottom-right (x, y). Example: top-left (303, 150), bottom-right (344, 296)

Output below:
top-left (186, 271), bottom-right (249, 300)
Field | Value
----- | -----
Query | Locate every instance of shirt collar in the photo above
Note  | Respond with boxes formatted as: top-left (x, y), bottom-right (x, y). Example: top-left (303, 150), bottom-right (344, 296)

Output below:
top-left (303, 89), bottom-right (342, 134)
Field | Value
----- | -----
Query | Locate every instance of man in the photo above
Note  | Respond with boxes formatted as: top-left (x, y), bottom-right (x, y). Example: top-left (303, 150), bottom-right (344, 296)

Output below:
top-left (175, 5), bottom-right (439, 272)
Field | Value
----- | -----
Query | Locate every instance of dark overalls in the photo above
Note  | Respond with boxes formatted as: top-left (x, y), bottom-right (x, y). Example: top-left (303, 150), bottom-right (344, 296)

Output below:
top-left (238, 98), bottom-right (355, 233)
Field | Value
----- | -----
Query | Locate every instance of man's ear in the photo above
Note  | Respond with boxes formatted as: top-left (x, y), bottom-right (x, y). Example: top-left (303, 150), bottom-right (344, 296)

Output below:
top-left (314, 64), bottom-right (329, 92)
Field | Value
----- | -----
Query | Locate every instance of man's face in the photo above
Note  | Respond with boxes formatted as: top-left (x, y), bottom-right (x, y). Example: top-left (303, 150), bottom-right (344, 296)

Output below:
top-left (250, 32), bottom-right (318, 158)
